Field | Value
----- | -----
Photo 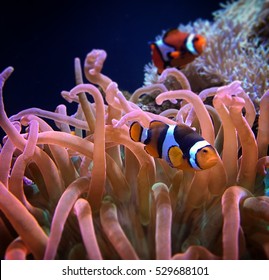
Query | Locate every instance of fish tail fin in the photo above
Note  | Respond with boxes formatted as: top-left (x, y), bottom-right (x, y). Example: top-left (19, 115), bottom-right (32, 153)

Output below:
top-left (129, 122), bottom-right (144, 142)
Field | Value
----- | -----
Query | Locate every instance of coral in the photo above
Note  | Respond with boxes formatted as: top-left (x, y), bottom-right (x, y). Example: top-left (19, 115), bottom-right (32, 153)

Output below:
top-left (144, 0), bottom-right (269, 110)
top-left (0, 47), bottom-right (269, 260)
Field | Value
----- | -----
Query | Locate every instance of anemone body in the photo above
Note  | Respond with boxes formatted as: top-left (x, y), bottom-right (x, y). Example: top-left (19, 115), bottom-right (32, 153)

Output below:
top-left (0, 32), bottom-right (269, 259)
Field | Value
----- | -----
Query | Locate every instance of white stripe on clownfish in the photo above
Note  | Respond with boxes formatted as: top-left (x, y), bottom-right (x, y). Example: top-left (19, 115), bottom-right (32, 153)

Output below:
top-left (155, 39), bottom-right (175, 62)
top-left (161, 125), bottom-right (178, 164)
top-left (189, 140), bottom-right (211, 170)
top-left (186, 33), bottom-right (199, 55)
top-left (140, 127), bottom-right (148, 143)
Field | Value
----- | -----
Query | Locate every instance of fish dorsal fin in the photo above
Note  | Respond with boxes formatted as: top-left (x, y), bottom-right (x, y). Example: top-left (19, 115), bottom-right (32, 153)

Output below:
top-left (149, 120), bottom-right (168, 130)
top-left (164, 28), bottom-right (188, 50)
top-left (163, 28), bottom-right (181, 39)
top-left (168, 145), bottom-right (184, 168)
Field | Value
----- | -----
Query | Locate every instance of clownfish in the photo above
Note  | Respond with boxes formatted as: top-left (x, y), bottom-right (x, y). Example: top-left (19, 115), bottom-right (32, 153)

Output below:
top-left (150, 28), bottom-right (206, 74)
top-left (129, 120), bottom-right (218, 171)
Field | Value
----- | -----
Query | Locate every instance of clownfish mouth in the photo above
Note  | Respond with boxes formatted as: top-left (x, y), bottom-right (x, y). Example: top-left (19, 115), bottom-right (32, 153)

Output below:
top-left (204, 157), bottom-right (219, 169)
top-left (198, 153), bottom-right (219, 170)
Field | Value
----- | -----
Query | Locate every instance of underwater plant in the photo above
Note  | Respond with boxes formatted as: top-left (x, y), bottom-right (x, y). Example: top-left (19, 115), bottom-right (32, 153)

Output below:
top-left (0, 45), bottom-right (269, 260)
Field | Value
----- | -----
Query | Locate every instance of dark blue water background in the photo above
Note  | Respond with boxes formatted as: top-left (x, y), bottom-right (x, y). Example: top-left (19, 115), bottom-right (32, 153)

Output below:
top-left (0, 0), bottom-right (221, 126)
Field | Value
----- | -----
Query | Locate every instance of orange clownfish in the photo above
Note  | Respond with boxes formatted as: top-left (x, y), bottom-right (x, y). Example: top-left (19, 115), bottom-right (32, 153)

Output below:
top-left (150, 28), bottom-right (206, 74)
top-left (129, 120), bottom-right (218, 171)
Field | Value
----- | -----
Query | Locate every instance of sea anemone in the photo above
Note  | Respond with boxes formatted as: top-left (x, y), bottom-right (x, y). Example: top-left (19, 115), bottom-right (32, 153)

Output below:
top-left (144, 0), bottom-right (269, 110)
top-left (0, 47), bottom-right (269, 260)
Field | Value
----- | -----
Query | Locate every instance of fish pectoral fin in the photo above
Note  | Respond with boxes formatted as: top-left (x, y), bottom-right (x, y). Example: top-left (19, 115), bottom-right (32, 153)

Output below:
top-left (168, 146), bottom-right (184, 168)
top-left (144, 145), bottom-right (160, 158)
top-left (169, 51), bottom-right (180, 58)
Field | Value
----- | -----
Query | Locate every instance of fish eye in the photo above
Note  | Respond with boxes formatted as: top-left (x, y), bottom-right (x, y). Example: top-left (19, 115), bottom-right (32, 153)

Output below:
top-left (202, 148), bottom-right (208, 153)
